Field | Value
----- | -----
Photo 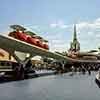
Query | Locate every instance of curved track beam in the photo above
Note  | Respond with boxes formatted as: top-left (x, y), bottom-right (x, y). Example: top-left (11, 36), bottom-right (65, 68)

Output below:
top-left (0, 35), bottom-right (100, 63)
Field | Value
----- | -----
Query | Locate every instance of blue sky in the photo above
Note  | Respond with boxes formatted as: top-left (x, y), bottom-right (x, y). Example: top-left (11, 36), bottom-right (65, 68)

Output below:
top-left (0, 0), bottom-right (100, 52)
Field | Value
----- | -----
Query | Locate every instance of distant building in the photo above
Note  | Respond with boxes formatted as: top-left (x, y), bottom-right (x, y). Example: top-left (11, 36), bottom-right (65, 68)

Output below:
top-left (68, 25), bottom-right (80, 57)
top-left (70, 25), bottom-right (80, 52)
top-left (0, 48), bottom-right (15, 61)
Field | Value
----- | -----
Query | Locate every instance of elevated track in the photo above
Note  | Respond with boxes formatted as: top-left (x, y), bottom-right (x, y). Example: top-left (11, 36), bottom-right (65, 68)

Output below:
top-left (0, 35), bottom-right (100, 63)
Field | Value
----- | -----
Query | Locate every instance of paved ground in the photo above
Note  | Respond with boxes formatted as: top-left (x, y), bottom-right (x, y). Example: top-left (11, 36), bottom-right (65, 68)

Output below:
top-left (0, 72), bottom-right (100, 100)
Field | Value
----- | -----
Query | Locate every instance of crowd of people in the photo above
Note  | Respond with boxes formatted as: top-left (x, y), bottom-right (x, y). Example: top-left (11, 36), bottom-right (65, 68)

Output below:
top-left (68, 63), bottom-right (100, 75)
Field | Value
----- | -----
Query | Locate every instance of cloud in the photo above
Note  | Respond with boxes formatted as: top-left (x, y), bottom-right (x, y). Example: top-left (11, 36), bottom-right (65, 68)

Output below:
top-left (77, 18), bottom-right (100, 31)
top-left (50, 43), bottom-right (68, 52)
top-left (49, 18), bottom-right (100, 51)
top-left (50, 23), bottom-right (57, 28)
top-left (85, 31), bottom-right (94, 36)
top-left (74, 18), bottom-right (100, 40)
top-left (50, 20), bottom-right (68, 29)
top-left (20, 18), bottom-right (100, 52)
top-left (74, 18), bottom-right (100, 51)
top-left (95, 18), bottom-right (100, 23)
top-left (95, 34), bottom-right (100, 38)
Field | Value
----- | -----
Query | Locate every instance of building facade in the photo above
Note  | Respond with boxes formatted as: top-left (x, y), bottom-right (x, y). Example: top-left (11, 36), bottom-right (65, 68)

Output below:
top-left (0, 48), bottom-right (15, 61)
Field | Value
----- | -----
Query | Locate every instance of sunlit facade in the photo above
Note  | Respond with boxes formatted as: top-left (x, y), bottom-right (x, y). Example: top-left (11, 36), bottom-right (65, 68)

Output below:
top-left (0, 48), bottom-right (15, 61)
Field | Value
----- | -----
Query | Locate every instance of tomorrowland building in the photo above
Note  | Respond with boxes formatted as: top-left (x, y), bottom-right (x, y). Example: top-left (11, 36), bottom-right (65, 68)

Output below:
top-left (68, 25), bottom-right (80, 58)
top-left (68, 25), bottom-right (99, 60)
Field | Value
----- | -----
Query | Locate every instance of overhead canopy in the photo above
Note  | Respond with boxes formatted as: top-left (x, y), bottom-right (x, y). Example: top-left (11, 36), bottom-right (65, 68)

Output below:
top-left (42, 39), bottom-right (48, 42)
top-left (33, 35), bottom-right (48, 42)
top-left (25, 31), bottom-right (36, 36)
top-left (33, 35), bottom-right (43, 39)
top-left (10, 25), bottom-right (26, 31)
